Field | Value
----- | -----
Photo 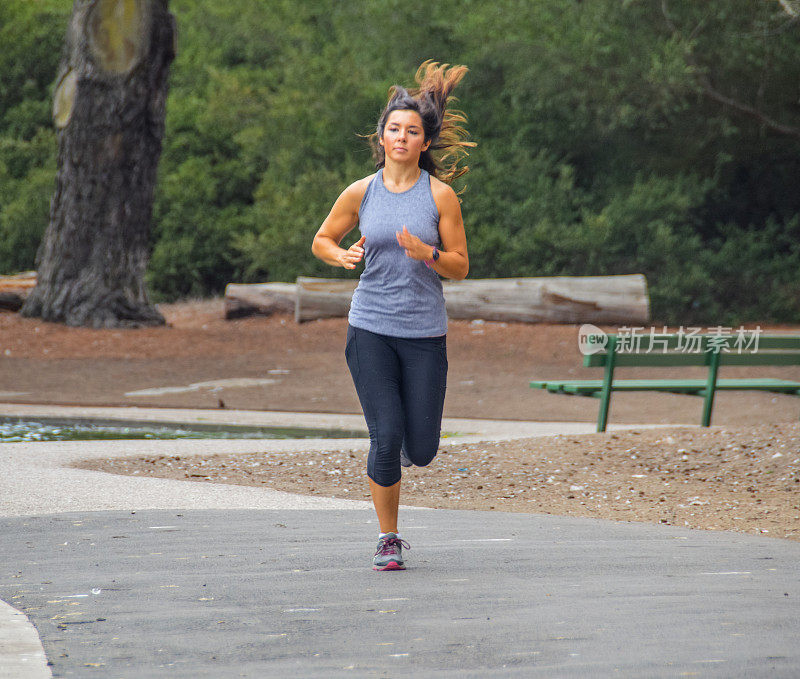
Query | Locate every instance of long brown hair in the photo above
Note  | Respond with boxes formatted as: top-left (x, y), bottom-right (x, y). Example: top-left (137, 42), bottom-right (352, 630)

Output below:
top-left (367, 60), bottom-right (476, 187)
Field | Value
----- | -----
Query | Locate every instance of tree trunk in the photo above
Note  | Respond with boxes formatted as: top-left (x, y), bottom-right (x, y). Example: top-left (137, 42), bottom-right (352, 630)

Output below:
top-left (21, 0), bottom-right (176, 328)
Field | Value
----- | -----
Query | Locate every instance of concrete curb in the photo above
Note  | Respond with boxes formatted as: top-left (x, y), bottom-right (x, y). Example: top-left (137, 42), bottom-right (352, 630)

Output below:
top-left (0, 600), bottom-right (51, 679)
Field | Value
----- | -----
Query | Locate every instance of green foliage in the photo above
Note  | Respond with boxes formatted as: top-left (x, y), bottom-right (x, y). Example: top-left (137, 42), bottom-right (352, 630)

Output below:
top-left (0, 129), bottom-right (57, 272)
top-left (0, 165), bottom-right (54, 272)
top-left (0, 0), bottom-right (66, 275)
top-left (2, 0), bottom-right (800, 326)
top-left (0, 0), bottom-right (69, 135)
top-left (694, 217), bottom-right (800, 325)
top-left (147, 156), bottom-right (253, 300)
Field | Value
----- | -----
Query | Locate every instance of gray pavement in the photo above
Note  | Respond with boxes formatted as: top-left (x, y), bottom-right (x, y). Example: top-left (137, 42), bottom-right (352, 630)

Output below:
top-left (3, 509), bottom-right (800, 678)
top-left (1, 404), bottom-right (799, 677)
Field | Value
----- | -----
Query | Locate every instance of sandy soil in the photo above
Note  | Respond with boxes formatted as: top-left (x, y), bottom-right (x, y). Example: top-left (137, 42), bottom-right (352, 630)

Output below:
top-left (2, 299), bottom-right (800, 541)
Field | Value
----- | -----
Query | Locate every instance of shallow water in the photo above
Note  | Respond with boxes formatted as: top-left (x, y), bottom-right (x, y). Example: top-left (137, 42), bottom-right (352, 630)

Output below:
top-left (0, 417), bottom-right (368, 443)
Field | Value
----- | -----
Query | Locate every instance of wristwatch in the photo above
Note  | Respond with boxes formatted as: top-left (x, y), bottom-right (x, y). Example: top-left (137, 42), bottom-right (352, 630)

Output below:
top-left (425, 247), bottom-right (440, 268)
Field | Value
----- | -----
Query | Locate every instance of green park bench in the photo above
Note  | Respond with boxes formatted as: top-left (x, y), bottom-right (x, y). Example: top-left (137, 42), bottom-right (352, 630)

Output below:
top-left (530, 332), bottom-right (800, 432)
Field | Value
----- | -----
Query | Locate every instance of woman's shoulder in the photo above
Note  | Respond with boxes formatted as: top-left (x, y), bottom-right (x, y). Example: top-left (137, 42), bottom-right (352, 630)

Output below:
top-left (428, 174), bottom-right (459, 213)
top-left (335, 173), bottom-right (378, 212)
top-left (341, 172), bottom-right (378, 205)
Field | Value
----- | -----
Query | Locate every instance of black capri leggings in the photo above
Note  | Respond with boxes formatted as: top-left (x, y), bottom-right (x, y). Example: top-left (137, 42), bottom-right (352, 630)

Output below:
top-left (345, 324), bottom-right (448, 487)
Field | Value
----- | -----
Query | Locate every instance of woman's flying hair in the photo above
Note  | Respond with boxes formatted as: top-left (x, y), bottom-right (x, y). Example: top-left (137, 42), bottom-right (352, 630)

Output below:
top-left (367, 60), bottom-right (476, 187)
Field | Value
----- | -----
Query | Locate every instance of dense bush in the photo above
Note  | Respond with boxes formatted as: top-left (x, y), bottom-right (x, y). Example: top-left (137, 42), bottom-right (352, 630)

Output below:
top-left (1, 0), bottom-right (799, 324)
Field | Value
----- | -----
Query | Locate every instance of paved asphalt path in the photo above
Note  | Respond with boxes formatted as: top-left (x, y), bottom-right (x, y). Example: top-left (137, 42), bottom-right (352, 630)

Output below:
top-left (1, 405), bottom-right (799, 677)
top-left (2, 507), bottom-right (799, 678)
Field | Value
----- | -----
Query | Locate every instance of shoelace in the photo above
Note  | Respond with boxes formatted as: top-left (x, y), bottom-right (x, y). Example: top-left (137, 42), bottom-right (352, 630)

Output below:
top-left (375, 537), bottom-right (410, 556)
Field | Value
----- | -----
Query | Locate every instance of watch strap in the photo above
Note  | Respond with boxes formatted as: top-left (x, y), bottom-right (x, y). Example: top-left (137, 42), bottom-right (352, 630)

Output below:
top-left (424, 246), bottom-right (439, 268)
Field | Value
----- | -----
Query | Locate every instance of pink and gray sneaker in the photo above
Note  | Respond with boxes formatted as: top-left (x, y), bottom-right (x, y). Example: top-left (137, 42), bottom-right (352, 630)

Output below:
top-left (373, 533), bottom-right (410, 571)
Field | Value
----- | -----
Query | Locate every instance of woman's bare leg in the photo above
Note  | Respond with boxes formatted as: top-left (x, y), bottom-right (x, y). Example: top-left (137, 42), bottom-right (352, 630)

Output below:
top-left (368, 478), bottom-right (401, 534)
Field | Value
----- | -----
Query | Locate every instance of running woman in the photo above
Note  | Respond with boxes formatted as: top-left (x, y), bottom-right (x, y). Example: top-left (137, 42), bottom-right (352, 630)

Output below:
top-left (311, 61), bottom-right (474, 570)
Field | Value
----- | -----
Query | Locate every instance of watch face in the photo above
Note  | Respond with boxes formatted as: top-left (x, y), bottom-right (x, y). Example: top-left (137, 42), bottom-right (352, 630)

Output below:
top-left (433, 248), bottom-right (440, 261)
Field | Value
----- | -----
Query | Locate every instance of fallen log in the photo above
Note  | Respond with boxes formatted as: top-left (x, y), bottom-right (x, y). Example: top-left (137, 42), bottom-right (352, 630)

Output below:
top-left (441, 275), bottom-right (650, 324)
top-left (223, 282), bottom-right (296, 319)
top-left (295, 278), bottom-right (359, 323)
top-left (0, 271), bottom-right (37, 312)
top-left (227, 275), bottom-right (650, 324)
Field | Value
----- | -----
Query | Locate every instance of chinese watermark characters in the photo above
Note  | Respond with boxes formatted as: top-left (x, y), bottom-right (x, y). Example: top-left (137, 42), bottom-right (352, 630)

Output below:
top-left (578, 324), bottom-right (762, 356)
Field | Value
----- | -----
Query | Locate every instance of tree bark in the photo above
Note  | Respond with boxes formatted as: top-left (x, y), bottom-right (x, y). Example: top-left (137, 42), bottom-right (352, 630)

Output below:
top-left (21, 0), bottom-right (176, 328)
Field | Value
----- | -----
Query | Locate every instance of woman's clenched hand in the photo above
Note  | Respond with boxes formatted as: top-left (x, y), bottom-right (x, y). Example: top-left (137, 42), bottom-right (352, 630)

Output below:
top-left (395, 225), bottom-right (433, 261)
top-left (338, 235), bottom-right (366, 269)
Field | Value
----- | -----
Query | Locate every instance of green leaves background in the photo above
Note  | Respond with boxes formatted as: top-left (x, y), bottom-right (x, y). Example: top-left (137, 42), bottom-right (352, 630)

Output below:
top-left (1, 0), bottom-right (799, 324)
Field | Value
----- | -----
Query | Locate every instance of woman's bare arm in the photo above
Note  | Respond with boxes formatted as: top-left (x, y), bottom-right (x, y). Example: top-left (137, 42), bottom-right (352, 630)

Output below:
top-left (311, 177), bottom-right (372, 269)
top-left (395, 178), bottom-right (469, 280)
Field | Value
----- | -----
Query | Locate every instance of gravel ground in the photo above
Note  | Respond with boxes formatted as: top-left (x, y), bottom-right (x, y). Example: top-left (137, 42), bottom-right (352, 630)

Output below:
top-left (76, 420), bottom-right (800, 542)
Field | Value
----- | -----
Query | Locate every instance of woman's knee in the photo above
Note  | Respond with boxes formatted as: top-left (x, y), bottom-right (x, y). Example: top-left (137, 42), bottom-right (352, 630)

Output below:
top-left (367, 439), bottom-right (403, 487)
top-left (368, 467), bottom-right (402, 487)
top-left (367, 448), bottom-right (401, 486)
top-left (405, 442), bottom-right (438, 467)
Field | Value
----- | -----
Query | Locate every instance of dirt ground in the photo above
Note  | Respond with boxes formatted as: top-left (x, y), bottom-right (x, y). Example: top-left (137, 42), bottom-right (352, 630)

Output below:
top-left (3, 299), bottom-right (800, 541)
top-left (79, 421), bottom-right (800, 541)
top-left (4, 299), bottom-right (800, 424)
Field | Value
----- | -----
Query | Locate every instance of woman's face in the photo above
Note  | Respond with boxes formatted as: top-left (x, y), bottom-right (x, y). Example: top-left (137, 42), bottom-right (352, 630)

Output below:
top-left (379, 109), bottom-right (430, 164)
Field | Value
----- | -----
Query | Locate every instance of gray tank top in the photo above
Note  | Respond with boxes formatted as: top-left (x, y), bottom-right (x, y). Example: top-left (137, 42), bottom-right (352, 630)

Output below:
top-left (348, 168), bottom-right (447, 338)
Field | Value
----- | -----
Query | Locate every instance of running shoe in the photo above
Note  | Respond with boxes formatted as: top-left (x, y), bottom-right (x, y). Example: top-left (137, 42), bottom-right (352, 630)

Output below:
top-left (400, 445), bottom-right (413, 468)
top-left (373, 533), bottom-right (410, 571)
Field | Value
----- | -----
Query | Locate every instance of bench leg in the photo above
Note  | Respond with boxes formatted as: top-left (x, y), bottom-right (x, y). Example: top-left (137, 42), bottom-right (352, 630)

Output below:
top-left (701, 348), bottom-right (720, 427)
top-left (597, 336), bottom-right (617, 433)
top-left (597, 390), bottom-right (610, 433)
